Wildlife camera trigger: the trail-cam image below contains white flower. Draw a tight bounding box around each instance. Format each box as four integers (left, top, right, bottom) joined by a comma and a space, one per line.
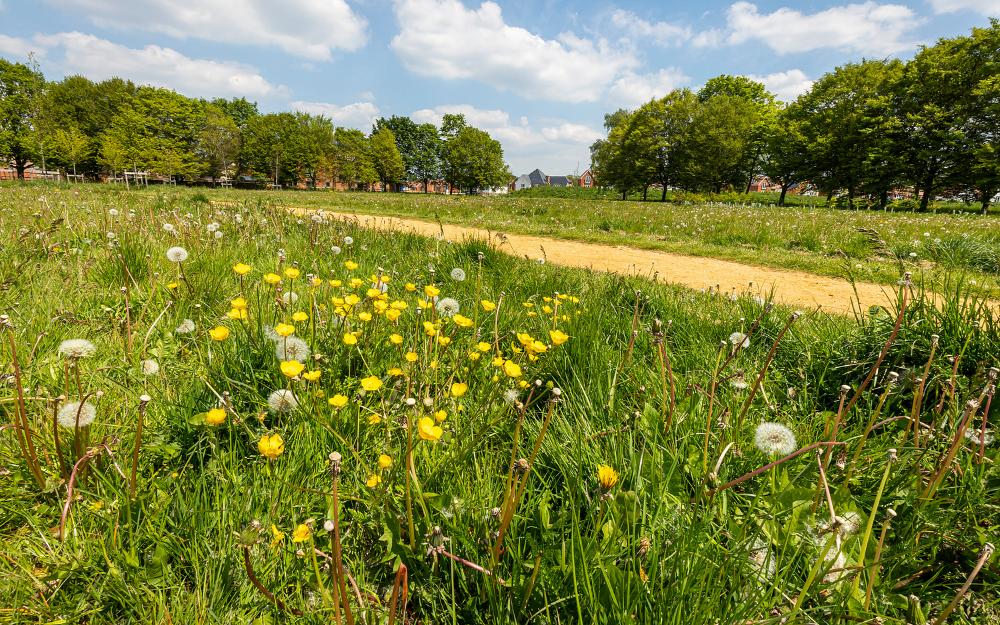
728, 332, 749, 349
57, 401, 97, 428
754, 422, 797, 456
275, 336, 311, 362
166, 247, 188, 263
140, 359, 160, 375
268, 389, 298, 413
106, 232, 116, 239
214, 231, 223, 239
450, 268, 466, 282
436, 297, 460, 317
163, 223, 174, 231
175, 319, 196, 334
538, 258, 545, 264
311, 215, 323, 224
108, 209, 119, 216
344, 236, 354, 246
206, 223, 217, 232
503, 389, 520, 405
331, 246, 342, 255
965, 428, 995, 446
282, 292, 299, 305
730, 377, 749, 390
58, 339, 96, 358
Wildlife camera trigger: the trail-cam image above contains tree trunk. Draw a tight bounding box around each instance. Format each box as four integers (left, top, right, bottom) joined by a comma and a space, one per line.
920, 187, 933, 211
660, 185, 667, 201
879, 191, 888, 211
15, 156, 27, 180
982, 189, 995, 215
778, 184, 789, 206
72, 160, 77, 181
621, 189, 626, 201
642, 185, 648, 202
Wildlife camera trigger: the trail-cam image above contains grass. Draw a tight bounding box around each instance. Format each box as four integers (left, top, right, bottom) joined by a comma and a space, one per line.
0, 182, 998, 623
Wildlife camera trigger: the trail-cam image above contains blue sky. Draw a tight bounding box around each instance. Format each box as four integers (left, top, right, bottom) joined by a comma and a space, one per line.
0, 0, 996, 174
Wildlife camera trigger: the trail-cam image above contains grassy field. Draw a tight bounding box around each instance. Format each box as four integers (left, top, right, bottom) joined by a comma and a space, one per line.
0, 182, 998, 623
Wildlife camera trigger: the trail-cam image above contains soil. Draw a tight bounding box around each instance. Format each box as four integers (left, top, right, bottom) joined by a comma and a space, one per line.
285, 208, 896, 315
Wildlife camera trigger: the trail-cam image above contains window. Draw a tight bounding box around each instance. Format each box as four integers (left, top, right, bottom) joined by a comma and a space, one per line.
585, 175, 591, 184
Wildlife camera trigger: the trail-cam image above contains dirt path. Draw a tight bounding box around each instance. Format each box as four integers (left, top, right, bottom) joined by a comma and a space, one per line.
285, 207, 892, 314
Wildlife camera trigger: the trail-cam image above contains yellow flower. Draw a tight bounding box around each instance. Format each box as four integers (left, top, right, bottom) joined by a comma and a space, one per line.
360, 376, 383, 391
227, 308, 247, 320
434, 409, 447, 423
264, 273, 281, 285
385, 309, 401, 322
350, 278, 364, 289
519, 379, 529, 388
477, 342, 492, 352
378, 454, 392, 468
258, 433, 284, 459
292, 311, 309, 321
452, 314, 473, 328
418, 417, 443, 441
292, 523, 312, 542
527, 312, 537, 317
388, 367, 404, 376
405, 352, 419, 363
405, 283, 416, 291
285, 267, 301, 279
469, 352, 481, 361
429, 360, 438, 369
329, 394, 349, 408
391, 300, 408, 310
597, 465, 619, 490
517, 333, 534, 346
231, 297, 248, 310
166, 282, 180, 289
550, 330, 569, 345
345, 261, 359, 270
481, 300, 496, 311
542, 305, 554, 314
374, 300, 389, 312
523, 302, 534, 308
368, 414, 382, 425
492, 356, 505, 366
270, 525, 285, 548
330, 279, 342, 287
438, 335, 451, 346
451, 382, 468, 397
209, 326, 230, 341
559, 294, 569, 300
344, 294, 360, 306
529, 340, 548, 354
425, 285, 440, 298
233, 263, 252, 275
206, 408, 226, 426
275, 323, 295, 337
343, 333, 358, 346
366, 474, 382, 488
423, 321, 438, 336
303, 370, 322, 381
542, 296, 552, 303
503, 360, 522, 378
390, 334, 404, 345
358, 312, 372, 322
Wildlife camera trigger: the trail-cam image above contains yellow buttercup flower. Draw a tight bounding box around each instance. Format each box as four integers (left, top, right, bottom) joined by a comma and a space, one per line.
550, 330, 569, 345
542, 305, 554, 314
264, 273, 281, 284
390, 334, 404, 345
350, 278, 364, 289
438, 335, 451, 346
481, 300, 496, 311
527, 312, 537, 317
233, 263, 252, 275
206, 408, 226, 426
503, 360, 522, 378
360, 376, 383, 391
292, 523, 311, 542
418, 417, 443, 441
329, 394, 349, 408
344, 261, 359, 270
429, 360, 438, 369
405, 352, 419, 363
388, 367, 404, 376
423, 321, 438, 336
385, 309, 401, 322
275, 323, 295, 337
542, 296, 552, 303
209, 326, 229, 341
391, 300, 408, 310
366, 474, 382, 488
469, 352, 481, 360
368, 414, 382, 425
365, 288, 380, 299
258, 433, 284, 459
374, 300, 389, 312
166, 282, 180, 289
231, 297, 248, 310
523, 302, 534, 308
492, 356, 505, 366
405, 283, 416, 291
303, 370, 322, 381
425, 285, 440, 297
597, 465, 619, 490
477, 342, 492, 352
344, 294, 361, 306
451, 382, 468, 397
378, 454, 392, 468
434, 409, 447, 423
285, 267, 301, 279
358, 312, 372, 322
343, 333, 358, 346
270, 524, 285, 548
227, 308, 247, 320
330, 279, 342, 287
292, 311, 309, 321
452, 314, 473, 328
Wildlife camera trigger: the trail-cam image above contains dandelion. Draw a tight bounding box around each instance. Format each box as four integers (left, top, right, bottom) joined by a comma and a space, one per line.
209, 326, 229, 341
175, 319, 196, 334
344, 236, 354, 246
965, 427, 995, 446
280, 360, 305, 378
436, 297, 460, 317
754, 422, 797, 456
730, 376, 749, 390
291, 523, 311, 542
503, 389, 520, 405
274, 336, 310, 362
206, 408, 226, 426
450, 268, 466, 281
166, 247, 188, 263
378, 454, 392, 468
140, 359, 159, 375
58, 338, 96, 359
282, 292, 299, 305
747, 538, 776, 580
361, 376, 383, 391
729, 332, 749, 349
331, 245, 342, 255
56, 401, 97, 428
418, 417, 443, 441
267, 390, 298, 414
597, 465, 619, 490
163, 223, 174, 231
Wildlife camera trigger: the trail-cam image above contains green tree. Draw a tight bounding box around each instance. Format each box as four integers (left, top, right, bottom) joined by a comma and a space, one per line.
681, 95, 760, 193
197, 105, 241, 181
411, 123, 442, 192
52, 125, 92, 180
295, 112, 335, 188
102, 105, 153, 189
441, 126, 510, 194
0, 58, 42, 179
241, 112, 303, 186
369, 127, 405, 191
333, 127, 375, 190
760, 104, 810, 205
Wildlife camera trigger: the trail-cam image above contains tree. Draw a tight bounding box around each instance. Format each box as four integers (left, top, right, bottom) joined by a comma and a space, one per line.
411, 123, 442, 192
332, 127, 375, 190
760, 104, 810, 206
0, 58, 42, 179
369, 127, 404, 191
294, 112, 335, 188
681, 95, 760, 193
241, 112, 303, 186
198, 105, 241, 181
441, 126, 510, 194
52, 125, 92, 180
102, 105, 153, 189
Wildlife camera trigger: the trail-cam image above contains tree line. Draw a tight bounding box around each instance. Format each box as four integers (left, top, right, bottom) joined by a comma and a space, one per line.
592, 20, 1000, 211
0, 58, 510, 193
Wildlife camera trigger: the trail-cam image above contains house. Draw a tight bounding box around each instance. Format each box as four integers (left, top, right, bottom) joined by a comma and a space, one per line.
547, 175, 571, 187
511, 169, 579, 190
577, 169, 596, 188
748, 177, 771, 192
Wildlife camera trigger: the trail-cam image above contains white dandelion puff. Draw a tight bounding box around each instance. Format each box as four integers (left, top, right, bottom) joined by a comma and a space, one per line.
728, 332, 749, 349
58, 339, 96, 359
282, 292, 299, 305
108, 209, 119, 216
275, 336, 311, 362
965, 427, 995, 447
747, 538, 776, 580
822, 549, 849, 584
729, 377, 749, 390
268, 389, 298, 413
175, 319, 196, 334
436, 297, 460, 318
503, 389, 520, 405
166, 247, 188, 263
214, 231, 223, 239
140, 359, 160, 375
754, 422, 797, 456
163, 223, 174, 231
331, 246, 342, 255
450, 268, 466, 282
344, 236, 354, 246
106, 232, 116, 239
57, 401, 97, 428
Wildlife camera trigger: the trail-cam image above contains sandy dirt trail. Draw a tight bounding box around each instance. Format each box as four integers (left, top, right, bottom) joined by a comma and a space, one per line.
286, 207, 893, 314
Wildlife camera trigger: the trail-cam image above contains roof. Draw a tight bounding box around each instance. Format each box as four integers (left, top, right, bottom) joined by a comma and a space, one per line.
548, 176, 570, 187
528, 169, 547, 186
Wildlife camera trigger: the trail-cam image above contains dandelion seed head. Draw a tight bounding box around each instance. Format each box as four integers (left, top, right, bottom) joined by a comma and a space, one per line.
344, 236, 354, 246
268, 389, 298, 413
166, 247, 189, 263
754, 422, 797, 456
747, 538, 776, 579
728, 332, 749, 349
140, 359, 159, 375
450, 268, 466, 282
436, 297, 460, 317
503, 389, 520, 405
57, 401, 97, 428
175, 319, 196, 334
163, 223, 174, 231
282, 292, 299, 305
331, 245, 342, 255
965, 427, 995, 446
58, 338, 96, 358
275, 336, 311, 362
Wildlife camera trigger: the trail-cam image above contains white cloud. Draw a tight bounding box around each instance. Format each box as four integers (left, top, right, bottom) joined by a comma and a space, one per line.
290, 100, 380, 130
928, 0, 1000, 14
746, 69, 813, 102
0, 34, 37, 58
359, 91, 375, 102
40, 0, 368, 60
606, 68, 689, 108
541, 124, 604, 143
32, 32, 286, 98
391, 0, 639, 102
692, 28, 724, 48
611, 10, 691, 46
721, 1, 923, 55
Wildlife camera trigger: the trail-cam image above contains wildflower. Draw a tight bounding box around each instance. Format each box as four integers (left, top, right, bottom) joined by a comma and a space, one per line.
729, 332, 750, 349
358, 312, 372, 322
292, 523, 311, 542
425, 285, 441, 297
329, 394, 349, 408
275, 323, 295, 337
166, 282, 180, 289
366, 474, 382, 488
477, 341, 491, 352
438, 335, 451, 346
233, 263, 252, 275
597, 465, 619, 490
331, 245, 342, 255
754, 422, 797, 456
231, 297, 248, 310
209, 326, 230, 341
291, 311, 308, 321
360, 376, 383, 391
423, 321, 438, 336
343, 333, 358, 346
452, 314, 473, 328
405, 283, 416, 291
56, 401, 97, 428
280, 360, 305, 377
503, 389, 520, 405
344, 260, 358, 270
344, 237, 354, 246
405, 352, 419, 362
965, 428, 995, 446
435, 409, 447, 422
270, 525, 285, 548
140, 359, 159, 375
275, 336, 310, 362
730, 377, 749, 390
549, 330, 569, 345
418, 417, 443, 441
450, 268, 466, 281
368, 414, 382, 425
451, 382, 468, 397
282, 292, 299, 305
481, 300, 496, 311
206, 408, 226, 426
163, 223, 174, 231
58, 338, 96, 359
303, 370, 322, 381
436, 298, 460, 317
285, 267, 300, 279
166, 247, 188, 263
264, 273, 281, 284
503, 360, 522, 378
378, 454, 392, 468
175, 319, 196, 334
387, 367, 404, 376
258, 433, 285, 459
390, 334, 404, 344
267, 390, 298, 413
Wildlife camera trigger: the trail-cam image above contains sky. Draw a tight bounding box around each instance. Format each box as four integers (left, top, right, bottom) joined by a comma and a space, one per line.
0, 0, 997, 175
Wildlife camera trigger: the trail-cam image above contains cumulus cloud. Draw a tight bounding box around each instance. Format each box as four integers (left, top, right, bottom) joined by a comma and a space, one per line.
610, 10, 691, 46
290, 100, 380, 130
29, 32, 287, 98
928, 0, 1000, 14
606, 68, 689, 108
391, 0, 639, 102
411, 104, 601, 148
719, 1, 923, 55
0, 34, 37, 58
746, 69, 813, 102
40, 0, 368, 60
